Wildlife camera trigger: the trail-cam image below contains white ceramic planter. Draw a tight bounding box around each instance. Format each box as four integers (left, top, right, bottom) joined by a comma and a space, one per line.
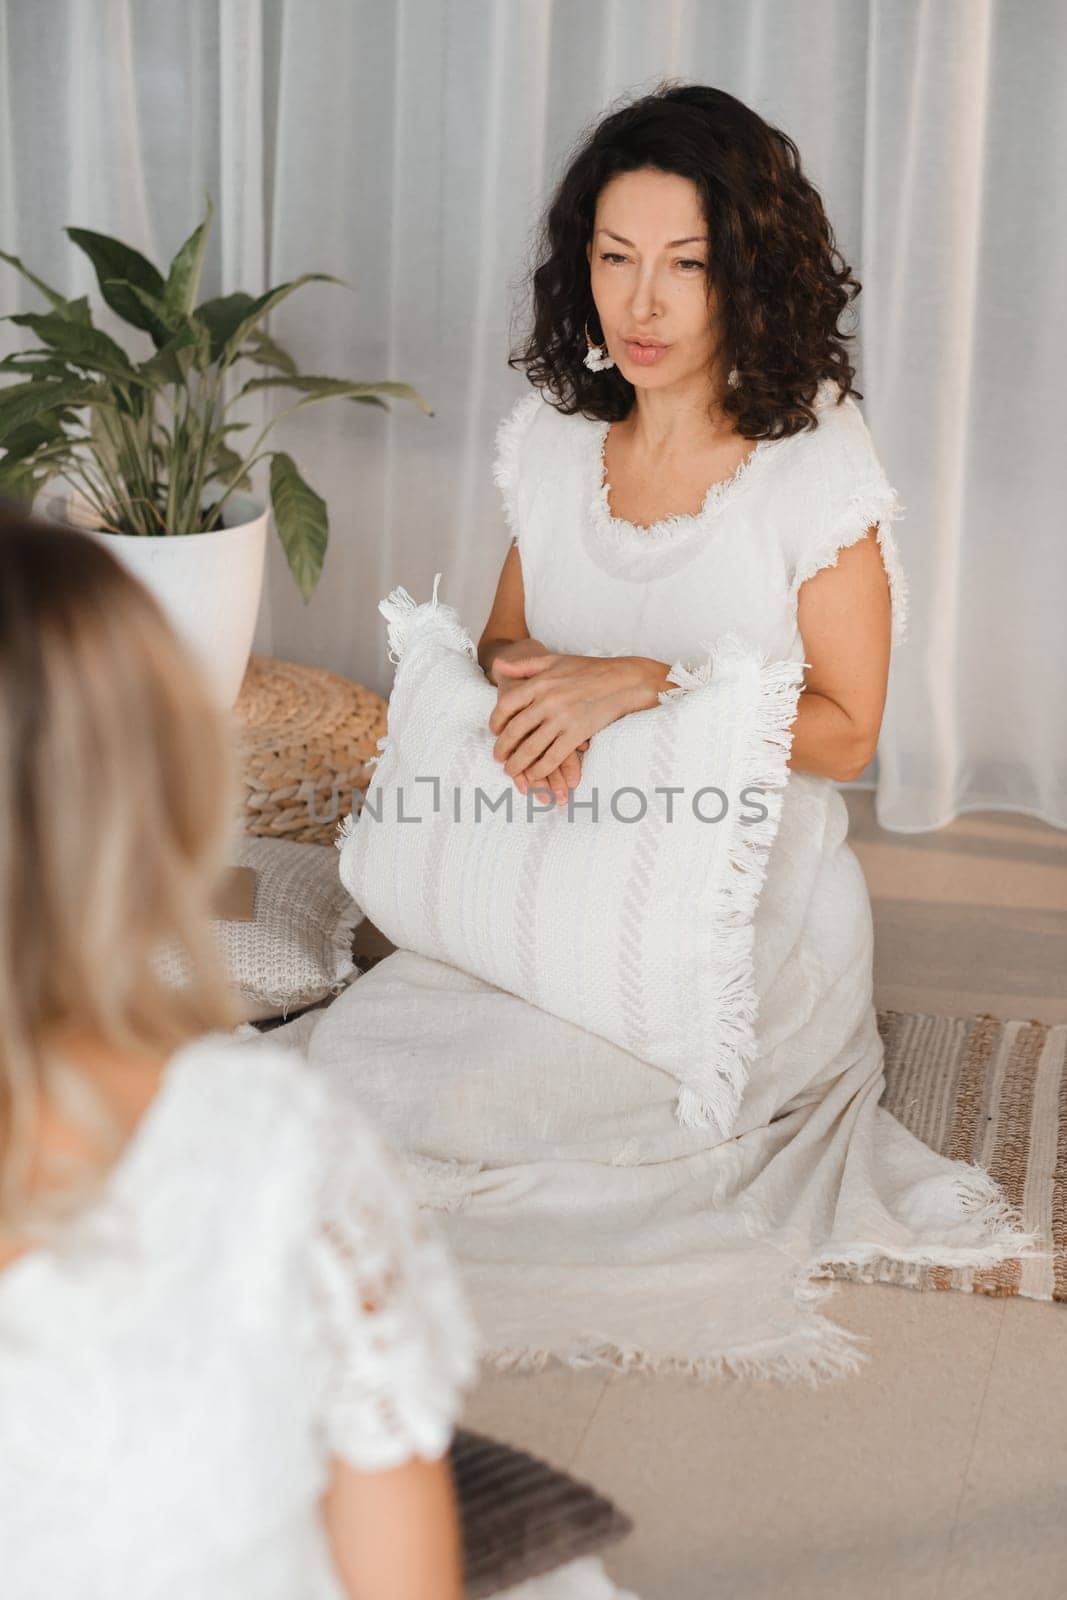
45, 490, 269, 709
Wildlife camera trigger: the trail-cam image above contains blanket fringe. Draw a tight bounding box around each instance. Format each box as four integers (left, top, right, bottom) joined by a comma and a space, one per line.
658, 630, 807, 1138
377, 572, 478, 666
479, 1264, 872, 1389
813, 1157, 1054, 1274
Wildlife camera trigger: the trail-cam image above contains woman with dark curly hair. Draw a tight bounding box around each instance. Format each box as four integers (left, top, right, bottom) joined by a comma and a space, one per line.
479, 81, 908, 799
445, 83, 1039, 1380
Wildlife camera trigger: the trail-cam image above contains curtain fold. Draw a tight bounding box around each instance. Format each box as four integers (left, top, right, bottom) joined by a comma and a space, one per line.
1, 0, 1063, 830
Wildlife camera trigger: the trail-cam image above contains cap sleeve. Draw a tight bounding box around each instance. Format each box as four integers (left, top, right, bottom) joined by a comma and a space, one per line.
491, 389, 544, 550
307, 1087, 481, 1471
786, 389, 910, 648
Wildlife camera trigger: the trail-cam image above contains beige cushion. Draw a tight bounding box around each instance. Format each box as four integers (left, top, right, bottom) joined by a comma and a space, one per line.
159, 836, 364, 1021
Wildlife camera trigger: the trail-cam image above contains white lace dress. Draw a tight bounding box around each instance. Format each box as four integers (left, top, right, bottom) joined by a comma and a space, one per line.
0, 1031, 479, 1599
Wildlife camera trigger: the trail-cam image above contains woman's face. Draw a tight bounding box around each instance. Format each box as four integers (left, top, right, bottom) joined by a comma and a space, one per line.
585, 166, 724, 394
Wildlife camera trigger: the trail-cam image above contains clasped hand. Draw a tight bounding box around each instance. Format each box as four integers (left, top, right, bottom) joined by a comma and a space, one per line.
488, 651, 634, 807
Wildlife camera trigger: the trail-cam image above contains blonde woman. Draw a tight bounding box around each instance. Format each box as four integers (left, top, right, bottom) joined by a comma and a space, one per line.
0, 502, 478, 1599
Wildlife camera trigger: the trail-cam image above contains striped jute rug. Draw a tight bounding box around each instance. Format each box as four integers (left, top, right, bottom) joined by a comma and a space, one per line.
823, 1011, 1067, 1302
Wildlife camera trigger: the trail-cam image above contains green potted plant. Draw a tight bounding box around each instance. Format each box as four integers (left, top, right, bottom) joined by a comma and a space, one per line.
0, 195, 432, 704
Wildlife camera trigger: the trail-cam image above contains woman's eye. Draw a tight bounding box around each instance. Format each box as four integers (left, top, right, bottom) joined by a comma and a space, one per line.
678, 260, 706, 271
599, 252, 627, 264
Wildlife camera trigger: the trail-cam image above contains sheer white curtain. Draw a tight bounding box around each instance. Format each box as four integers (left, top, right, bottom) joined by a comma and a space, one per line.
1, 0, 1064, 831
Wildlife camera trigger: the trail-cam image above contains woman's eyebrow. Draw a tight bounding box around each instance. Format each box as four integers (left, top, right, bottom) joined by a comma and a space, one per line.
598, 229, 708, 248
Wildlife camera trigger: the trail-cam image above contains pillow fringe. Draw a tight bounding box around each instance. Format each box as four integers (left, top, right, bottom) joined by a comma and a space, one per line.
662, 632, 807, 1135
378, 573, 478, 666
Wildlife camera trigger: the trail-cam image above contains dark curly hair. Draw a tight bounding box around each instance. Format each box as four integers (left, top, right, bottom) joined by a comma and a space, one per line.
508, 80, 863, 438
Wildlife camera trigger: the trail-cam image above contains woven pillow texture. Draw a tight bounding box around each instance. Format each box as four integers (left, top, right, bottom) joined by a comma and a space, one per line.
337, 575, 804, 1137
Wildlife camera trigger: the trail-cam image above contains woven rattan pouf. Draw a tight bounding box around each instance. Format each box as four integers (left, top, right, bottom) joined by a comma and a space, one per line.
234, 655, 387, 846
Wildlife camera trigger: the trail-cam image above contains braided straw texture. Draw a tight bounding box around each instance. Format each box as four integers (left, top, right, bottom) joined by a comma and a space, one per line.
234, 655, 388, 845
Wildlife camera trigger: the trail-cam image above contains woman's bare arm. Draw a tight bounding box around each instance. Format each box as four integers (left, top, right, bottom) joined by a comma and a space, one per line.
477, 541, 541, 682
322, 1450, 464, 1600
619, 527, 894, 783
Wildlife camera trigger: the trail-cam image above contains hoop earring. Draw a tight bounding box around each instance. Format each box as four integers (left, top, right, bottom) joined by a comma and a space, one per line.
583, 318, 615, 372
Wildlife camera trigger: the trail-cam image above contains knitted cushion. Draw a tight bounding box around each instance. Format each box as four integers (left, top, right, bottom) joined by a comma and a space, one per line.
160, 836, 364, 1021
450, 1428, 633, 1598
335, 576, 805, 1138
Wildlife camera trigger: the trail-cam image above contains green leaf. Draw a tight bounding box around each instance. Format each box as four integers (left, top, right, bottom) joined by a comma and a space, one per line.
87, 403, 123, 481
220, 274, 348, 366
2, 309, 138, 380
193, 292, 259, 363
65, 227, 169, 341
138, 319, 209, 384
236, 374, 432, 415
195, 277, 347, 369
0, 250, 89, 320
269, 451, 328, 602
210, 438, 252, 491
111, 281, 185, 349
162, 195, 213, 321
238, 325, 297, 375
0, 415, 66, 466
0, 456, 50, 503
0, 352, 80, 381
0, 377, 97, 443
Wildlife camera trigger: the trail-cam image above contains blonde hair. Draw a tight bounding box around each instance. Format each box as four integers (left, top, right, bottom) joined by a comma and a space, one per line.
0, 501, 244, 1234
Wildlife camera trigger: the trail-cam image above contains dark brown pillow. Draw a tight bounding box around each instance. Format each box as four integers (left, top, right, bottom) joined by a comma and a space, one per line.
451, 1427, 633, 1597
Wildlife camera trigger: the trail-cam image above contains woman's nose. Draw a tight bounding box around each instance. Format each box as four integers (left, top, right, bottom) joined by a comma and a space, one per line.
629, 272, 661, 322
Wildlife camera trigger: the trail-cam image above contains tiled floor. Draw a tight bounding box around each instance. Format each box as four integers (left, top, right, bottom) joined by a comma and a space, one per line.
449, 795, 1067, 1600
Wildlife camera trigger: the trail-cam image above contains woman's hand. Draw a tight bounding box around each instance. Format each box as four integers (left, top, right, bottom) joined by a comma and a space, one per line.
485, 637, 550, 688
513, 738, 591, 807
489, 652, 639, 798
484, 641, 578, 805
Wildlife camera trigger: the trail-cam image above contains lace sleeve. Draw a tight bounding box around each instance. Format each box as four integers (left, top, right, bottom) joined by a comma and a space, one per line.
308, 1087, 482, 1472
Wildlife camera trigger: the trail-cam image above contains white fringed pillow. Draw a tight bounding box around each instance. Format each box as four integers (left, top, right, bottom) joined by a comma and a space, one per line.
336, 577, 804, 1137
159, 836, 365, 1022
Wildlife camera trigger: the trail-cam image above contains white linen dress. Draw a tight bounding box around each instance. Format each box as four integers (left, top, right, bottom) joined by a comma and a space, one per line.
302, 378, 1046, 1386
495, 375, 908, 1146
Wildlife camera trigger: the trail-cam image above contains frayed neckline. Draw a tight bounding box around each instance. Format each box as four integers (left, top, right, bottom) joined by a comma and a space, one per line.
588, 417, 776, 550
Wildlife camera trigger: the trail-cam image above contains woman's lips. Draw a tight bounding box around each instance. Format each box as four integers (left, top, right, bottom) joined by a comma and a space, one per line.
623, 339, 670, 366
